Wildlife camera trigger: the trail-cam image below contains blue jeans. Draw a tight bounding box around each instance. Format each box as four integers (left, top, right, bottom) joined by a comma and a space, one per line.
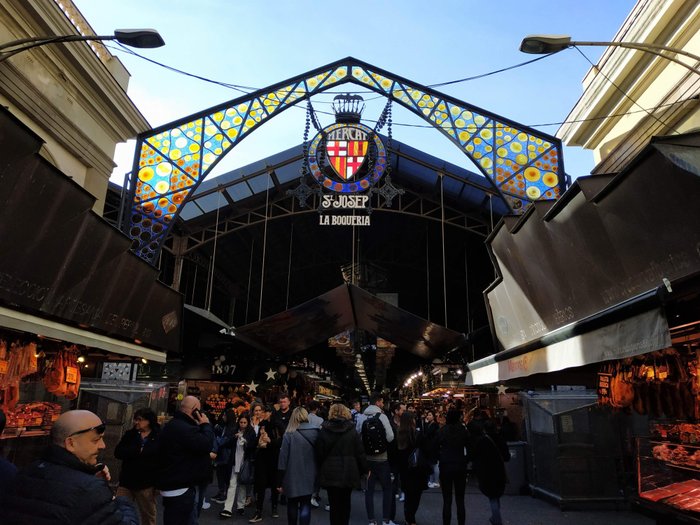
365, 460, 392, 522
287, 495, 312, 525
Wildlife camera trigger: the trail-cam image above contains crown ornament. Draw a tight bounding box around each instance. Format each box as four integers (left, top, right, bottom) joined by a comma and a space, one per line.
332, 93, 365, 124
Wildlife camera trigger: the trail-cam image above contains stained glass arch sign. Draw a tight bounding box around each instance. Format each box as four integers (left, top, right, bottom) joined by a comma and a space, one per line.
122, 57, 566, 263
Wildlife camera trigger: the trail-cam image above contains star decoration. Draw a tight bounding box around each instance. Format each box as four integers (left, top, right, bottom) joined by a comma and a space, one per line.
265, 368, 277, 381
496, 384, 507, 396
247, 380, 259, 393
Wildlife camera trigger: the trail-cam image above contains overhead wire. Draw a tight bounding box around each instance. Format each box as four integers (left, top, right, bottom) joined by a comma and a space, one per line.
572, 46, 676, 134
110, 43, 697, 131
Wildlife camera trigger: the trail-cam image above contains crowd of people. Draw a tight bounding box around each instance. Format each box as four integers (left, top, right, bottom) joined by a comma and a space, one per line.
0, 392, 514, 525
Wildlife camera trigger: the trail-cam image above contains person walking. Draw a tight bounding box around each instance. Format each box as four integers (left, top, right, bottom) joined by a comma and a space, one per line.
277, 407, 319, 525
471, 418, 510, 525
212, 409, 238, 504
396, 412, 431, 525
306, 400, 324, 508
157, 395, 215, 525
436, 409, 470, 525
114, 407, 161, 525
361, 392, 395, 525
316, 403, 368, 525
423, 410, 440, 488
3, 410, 138, 524
220, 413, 257, 519
250, 406, 282, 522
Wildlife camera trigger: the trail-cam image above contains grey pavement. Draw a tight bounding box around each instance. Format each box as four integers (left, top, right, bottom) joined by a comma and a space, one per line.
187, 484, 652, 525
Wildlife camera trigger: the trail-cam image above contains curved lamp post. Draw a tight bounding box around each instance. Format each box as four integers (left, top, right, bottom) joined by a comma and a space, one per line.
0, 28, 164, 63
520, 34, 700, 76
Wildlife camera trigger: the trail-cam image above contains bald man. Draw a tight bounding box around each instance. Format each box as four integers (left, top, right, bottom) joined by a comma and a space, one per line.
157, 395, 215, 525
3, 409, 139, 525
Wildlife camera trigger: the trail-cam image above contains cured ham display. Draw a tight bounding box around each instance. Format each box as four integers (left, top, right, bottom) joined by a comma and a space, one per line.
0, 340, 40, 412
600, 347, 699, 420
43, 345, 81, 399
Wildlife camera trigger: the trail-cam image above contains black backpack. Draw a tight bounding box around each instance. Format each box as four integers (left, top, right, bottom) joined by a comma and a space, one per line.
361, 413, 388, 455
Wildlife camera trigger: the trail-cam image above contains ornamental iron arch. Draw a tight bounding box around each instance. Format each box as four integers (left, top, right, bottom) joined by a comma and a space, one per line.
122, 57, 567, 263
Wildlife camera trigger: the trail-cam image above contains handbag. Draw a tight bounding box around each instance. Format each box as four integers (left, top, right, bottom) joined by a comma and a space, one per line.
408, 447, 420, 469
238, 458, 255, 485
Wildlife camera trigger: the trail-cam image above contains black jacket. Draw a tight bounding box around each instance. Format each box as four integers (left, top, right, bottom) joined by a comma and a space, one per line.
472, 432, 510, 498
3, 445, 139, 525
437, 423, 470, 474
156, 411, 215, 490
316, 418, 368, 489
114, 425, 161, 489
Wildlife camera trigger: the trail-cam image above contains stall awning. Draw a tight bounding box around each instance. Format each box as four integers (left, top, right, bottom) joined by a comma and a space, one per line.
468, 131, 700, 385
0, 107, 182, 354
234, 283, 465, 358
0, 305, 166, 363
465, 307, 670, 385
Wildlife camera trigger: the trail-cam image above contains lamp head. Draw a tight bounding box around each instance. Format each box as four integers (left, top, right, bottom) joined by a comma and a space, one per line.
520, 34, 572, 54
113, 29, 165, 49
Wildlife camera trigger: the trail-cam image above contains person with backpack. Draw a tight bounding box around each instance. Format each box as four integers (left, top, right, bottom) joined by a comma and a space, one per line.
361, 393, 395, 525
316, 404, 368, 525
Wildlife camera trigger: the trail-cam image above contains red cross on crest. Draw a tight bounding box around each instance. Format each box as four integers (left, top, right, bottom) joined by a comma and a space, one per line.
326, 139, 368, 180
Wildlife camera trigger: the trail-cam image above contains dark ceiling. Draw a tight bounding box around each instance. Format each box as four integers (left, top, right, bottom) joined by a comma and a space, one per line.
146, 138, 507, 391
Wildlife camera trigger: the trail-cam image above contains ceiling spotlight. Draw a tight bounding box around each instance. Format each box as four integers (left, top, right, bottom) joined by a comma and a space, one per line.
141, 358, 148, 364
77, 356, 85, 363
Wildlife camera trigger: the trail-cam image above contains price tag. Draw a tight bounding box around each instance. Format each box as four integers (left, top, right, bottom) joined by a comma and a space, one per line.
0, 360, 7, 374
65, 366, 78, 384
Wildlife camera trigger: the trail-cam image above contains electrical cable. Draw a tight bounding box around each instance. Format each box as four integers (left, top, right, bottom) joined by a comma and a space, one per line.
573, 46, 676, 134
111, 42, 696, 132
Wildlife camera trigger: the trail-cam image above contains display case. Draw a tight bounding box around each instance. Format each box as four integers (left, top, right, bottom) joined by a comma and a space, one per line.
636, 433, 700, 523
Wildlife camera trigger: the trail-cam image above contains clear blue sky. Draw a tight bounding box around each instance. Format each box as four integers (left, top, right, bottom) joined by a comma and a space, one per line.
73, 0, 637, 185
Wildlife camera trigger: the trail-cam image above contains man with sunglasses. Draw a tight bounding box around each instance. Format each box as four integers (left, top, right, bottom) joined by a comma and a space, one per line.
3, 409, 139, 524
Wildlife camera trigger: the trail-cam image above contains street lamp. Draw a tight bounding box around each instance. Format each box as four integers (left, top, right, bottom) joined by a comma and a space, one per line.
0, 28, 165, 63
520, 34, 700, 76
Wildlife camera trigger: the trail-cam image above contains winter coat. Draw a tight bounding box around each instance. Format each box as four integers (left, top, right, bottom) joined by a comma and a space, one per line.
472, 432, 510, 499
316, 418, 368, 489
397, 431, 431, 493
254, 419, 281, 489
212, 423, 237, 466
156, 411, 215, 491
277, 422, 319, 498
3, 444, 139, 525
436, 423, 470, 474
114, 425, 161, 489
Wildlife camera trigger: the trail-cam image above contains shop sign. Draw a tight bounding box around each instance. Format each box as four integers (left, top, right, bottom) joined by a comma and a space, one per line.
597, 372, 612, 399
65, 366, 78, 384
290, 93, 401, 227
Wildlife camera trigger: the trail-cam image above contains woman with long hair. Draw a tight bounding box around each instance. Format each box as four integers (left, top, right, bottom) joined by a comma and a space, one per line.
471, 418, 510, 525
212, 409, 238, 504
396, 412, 432, 525
249, 406, 282, 522
316, 403, 368, 525
220, 413, 257, 519
436, 408, 470, 525
114, 407, 161, 525
277, 407, 319, 525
